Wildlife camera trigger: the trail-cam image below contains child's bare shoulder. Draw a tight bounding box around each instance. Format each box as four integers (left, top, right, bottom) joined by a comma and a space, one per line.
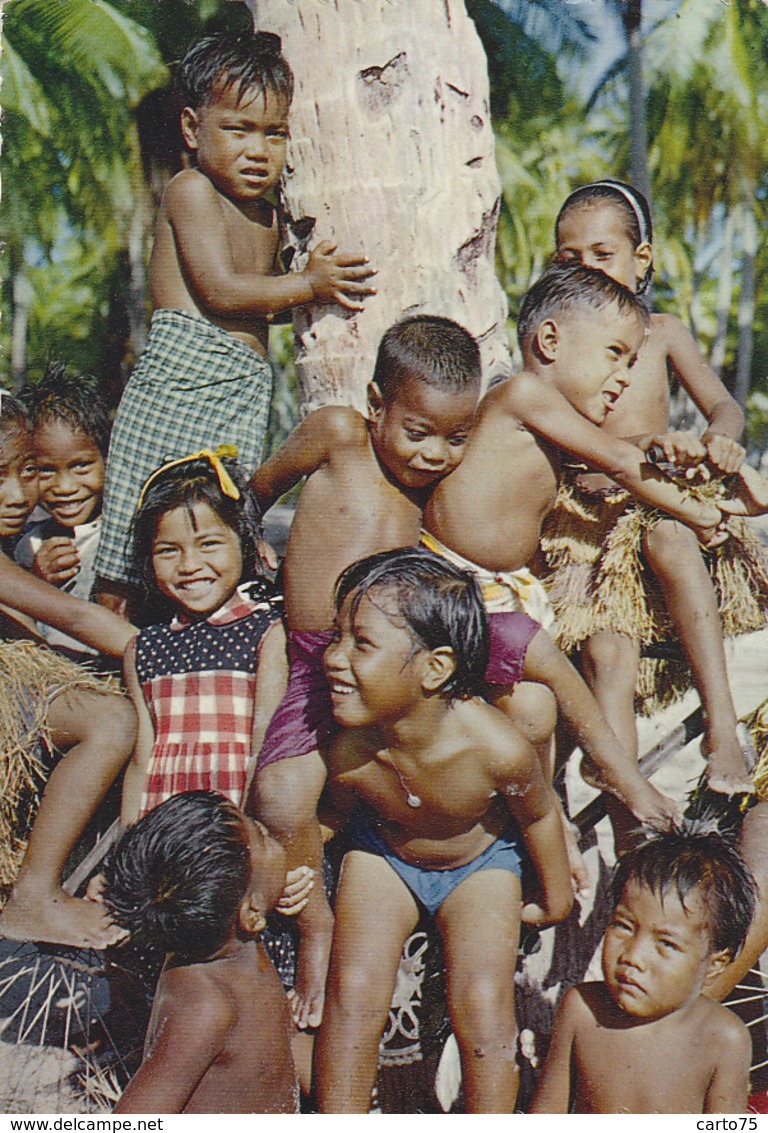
648, 311, 689, 351
460, 698, 537, 779
162, 168, 220, 214
304, 405, 369, 450
694, 994, 750, 1050
155, 964, 236, 1039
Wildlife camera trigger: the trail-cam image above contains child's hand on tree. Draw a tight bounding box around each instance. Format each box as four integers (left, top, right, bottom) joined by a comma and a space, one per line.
304, 240, 377, 311
33, 536, 80, 585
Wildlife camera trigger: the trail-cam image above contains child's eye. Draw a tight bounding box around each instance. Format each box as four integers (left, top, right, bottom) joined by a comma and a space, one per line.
658, 938, 681, 953
449, 435, 468, 448
405, 429, 427, 441
200, 538, 225, 551
268, 128, 289, 140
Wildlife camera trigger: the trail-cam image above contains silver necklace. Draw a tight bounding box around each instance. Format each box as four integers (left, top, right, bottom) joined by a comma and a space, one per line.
385, 748, 422, 809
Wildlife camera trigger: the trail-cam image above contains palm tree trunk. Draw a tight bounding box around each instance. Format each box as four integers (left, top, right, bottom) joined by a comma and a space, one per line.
710, 206, 735, 380
734, 194, 757, 410
619, 0, 651, 206
245, 0, 511, 411
11, 268, 33, 389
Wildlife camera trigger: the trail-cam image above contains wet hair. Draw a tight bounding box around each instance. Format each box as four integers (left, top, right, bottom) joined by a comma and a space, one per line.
179, 30, 294, 112
334, 547, 489, 700
372, 315, 482, 404
0, 390, 31, 440
612, 821, 757, 959
131, 453, 262, 595
103, 791, 251, 963
517, 259, 648, 354
21, 361, 111, 457
555, 180, 654, 295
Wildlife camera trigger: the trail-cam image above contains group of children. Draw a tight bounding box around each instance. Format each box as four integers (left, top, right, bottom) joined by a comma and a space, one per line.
2, 26, 768, 1115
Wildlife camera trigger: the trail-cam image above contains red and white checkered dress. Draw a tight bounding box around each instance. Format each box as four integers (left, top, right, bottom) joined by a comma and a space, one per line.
136, 588, 280, 817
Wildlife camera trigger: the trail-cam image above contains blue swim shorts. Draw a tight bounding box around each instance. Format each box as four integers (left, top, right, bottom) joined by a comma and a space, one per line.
349, 809, 524, 916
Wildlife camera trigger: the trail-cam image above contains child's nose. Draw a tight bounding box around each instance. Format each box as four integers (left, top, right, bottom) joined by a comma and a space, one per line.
5, 474, 31, 507
178, 546, 204, 572
420, 437, 449, 465
619, 937, 647, 970
50, 470, 77, 495
245, 131, 268, 159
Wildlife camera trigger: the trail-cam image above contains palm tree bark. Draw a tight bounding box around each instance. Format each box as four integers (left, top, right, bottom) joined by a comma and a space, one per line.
618, 0, 651, 206
245, 0, 511, 411
734, 194, 757, 411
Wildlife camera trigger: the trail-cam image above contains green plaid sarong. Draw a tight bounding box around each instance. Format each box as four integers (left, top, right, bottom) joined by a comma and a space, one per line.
95, 310, 272, 586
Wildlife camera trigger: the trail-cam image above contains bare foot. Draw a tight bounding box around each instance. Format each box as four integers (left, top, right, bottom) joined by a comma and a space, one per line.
0, 886, 127, 949
287, 907, 334, 1030
704, 724, 757, 796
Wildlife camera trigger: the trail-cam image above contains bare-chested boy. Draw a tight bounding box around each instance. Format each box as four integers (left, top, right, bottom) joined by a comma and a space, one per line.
247, 314, 481, 1028
424, 260, 729, 832
105, 791, 299, 1114
531, 824, 756, 1113
94, 29, 374, 614
316, 548, 572, 1113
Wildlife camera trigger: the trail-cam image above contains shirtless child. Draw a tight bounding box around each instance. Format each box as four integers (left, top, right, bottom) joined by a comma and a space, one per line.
424, 260, 729, 833
316, 548, 573, 1113
94, 29, 374, 615
530, 824, 756, 1113
247, 314, 481, 1028
105, 791, 299, 1114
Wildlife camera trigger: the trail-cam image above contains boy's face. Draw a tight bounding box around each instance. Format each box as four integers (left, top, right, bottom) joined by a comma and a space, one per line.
35, 420, 105, 528
0, 424, 37, 539
243, 818, 287, 918
181, 83, 289, 205
602, 879, 721, 1022
368, 375, 478, 491
324, 588, 427, 728
539, 303, 644, 425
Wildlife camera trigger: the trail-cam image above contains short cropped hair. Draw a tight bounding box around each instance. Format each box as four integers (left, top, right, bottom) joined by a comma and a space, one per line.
131, 452, 262, 594
0, 390, 30, 438
372, 315, 482, 403
334, 547, 489, 700
517, 260, 647, 354
612, 821, 757, 959
21, 361, 111, 457
179, 30, 294, 111
103, 791, 251, 963
556, 180, 654, 295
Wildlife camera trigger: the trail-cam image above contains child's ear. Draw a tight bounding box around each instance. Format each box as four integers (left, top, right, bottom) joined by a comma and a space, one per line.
366, 381, 385, 423
180, 107, 201, 152
703, 948, 731, 985
534, 318, 559, 362
238, 893, 266, 936
421, 646, 457, 693
633, 241, 653, 282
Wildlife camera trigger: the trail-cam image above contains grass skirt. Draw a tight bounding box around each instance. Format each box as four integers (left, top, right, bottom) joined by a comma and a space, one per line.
0, 642, 119, 898
540, 474, 768, 715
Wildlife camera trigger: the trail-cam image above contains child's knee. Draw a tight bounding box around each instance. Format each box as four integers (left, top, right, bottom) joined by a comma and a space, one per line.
581, 633, 639, 686
450, 976, 517, 1050
251, 757, 325, 835
500, 682, 556, 748
644, 517, 698, 563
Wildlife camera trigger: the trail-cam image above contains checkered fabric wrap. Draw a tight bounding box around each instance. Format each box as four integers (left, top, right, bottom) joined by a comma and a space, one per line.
135, 592, 279, 816
96, 309, 273, 586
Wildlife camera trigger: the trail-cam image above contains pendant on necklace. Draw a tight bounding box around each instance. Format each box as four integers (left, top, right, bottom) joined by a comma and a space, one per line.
406, 792, 422, 809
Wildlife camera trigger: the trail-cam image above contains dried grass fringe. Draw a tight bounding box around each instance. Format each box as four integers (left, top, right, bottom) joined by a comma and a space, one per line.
541, 477, 768, 716
0, 642, 119, 897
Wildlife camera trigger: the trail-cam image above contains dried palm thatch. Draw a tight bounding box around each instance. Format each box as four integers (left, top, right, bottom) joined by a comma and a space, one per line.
541, 474, 768, 715
0, 642, 119, 897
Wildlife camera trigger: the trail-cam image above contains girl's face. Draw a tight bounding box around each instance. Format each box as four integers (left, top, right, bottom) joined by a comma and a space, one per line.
151, 500, 243, 617
556, 200, 652, 294
0, 423, 38, 539
35, 419, 105, 528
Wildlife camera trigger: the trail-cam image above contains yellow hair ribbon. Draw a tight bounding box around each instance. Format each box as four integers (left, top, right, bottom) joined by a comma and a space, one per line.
138, 445, 240, 510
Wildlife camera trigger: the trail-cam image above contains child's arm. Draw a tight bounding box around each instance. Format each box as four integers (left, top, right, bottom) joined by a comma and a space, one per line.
250, 406, 364, 513
119, 639, 156, 826
663, 315, 746, 474
0, 552, 136, 656
529, 986, 581, 1113
165, 171, 375, 317
493, 721, 572, 925
522, 627, 679, 826
508, 375, 723, 542
244, 619, 289, 799
114, 972, 232, 1113
703, 1012, 751, 1113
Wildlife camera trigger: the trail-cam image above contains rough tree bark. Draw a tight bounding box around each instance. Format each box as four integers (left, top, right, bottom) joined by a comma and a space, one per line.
244, 0, 512, 412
